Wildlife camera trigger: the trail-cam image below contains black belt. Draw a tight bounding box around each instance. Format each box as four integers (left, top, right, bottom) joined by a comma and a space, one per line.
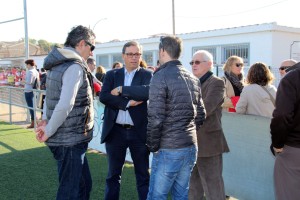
116, 124, 134, 129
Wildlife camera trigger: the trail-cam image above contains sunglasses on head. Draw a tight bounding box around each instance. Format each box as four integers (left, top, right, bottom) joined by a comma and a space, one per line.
279, 66, 289, 70
85, 41, 95, 51
189, 60, 207, 65
235, 63, 244, 67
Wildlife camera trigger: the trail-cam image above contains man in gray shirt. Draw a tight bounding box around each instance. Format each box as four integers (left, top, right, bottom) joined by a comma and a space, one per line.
36, 25, 96, 199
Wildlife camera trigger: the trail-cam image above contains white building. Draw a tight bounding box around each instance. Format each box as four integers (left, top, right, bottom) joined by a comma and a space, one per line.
94, 22, 300, 86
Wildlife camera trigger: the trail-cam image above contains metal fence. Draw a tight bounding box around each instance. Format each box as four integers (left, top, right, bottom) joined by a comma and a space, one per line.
0, 86, 44, 128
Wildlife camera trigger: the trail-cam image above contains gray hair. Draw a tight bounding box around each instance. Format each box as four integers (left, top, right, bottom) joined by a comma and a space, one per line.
64, 25, 95, 48
193, 50, 213, 62
193, 50, 214, 70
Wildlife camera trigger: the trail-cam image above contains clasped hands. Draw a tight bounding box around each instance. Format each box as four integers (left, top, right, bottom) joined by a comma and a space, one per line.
35, 120, 49, 143
111, 86, 143, 107
273, 147, 283, 154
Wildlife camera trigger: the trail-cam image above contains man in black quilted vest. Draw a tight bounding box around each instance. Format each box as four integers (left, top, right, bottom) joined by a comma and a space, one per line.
35, 25, 96, 200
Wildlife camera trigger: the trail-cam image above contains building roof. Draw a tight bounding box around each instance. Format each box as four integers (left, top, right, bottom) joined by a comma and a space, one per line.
96, 22, 300, 46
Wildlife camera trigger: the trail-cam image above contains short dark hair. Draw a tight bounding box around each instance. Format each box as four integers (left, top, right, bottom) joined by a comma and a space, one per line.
25, 59, 35, 66
64, 25, 95, 48
87, 57, 95, 65
122, 41, 142, 54
159, 35, 182, 59
247, 62, 274, 86
112, 62, 122, 69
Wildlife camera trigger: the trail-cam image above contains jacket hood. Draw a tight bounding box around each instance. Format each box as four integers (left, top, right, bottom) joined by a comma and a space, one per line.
43, 47, 83, 70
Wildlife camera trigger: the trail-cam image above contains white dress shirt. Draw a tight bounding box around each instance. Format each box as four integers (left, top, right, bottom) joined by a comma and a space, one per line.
115, 68, 137, 125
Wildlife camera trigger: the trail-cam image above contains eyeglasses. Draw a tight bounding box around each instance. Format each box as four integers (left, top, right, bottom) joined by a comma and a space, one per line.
189, 60, 207, 65
125, 53, 142, 58
235, 63, 244, 67
279, 66, 289, 70
85, 41, 95, 51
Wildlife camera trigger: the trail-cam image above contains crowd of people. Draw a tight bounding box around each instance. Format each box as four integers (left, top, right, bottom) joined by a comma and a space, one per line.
9, 24, 296, 200
0, 67, 26, 86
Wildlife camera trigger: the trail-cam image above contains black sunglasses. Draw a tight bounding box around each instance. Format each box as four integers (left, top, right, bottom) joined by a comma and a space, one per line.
279, 66, 289, 70
189, 60, 207, 65
235, 63, 244, 67
85, 41, 95, 51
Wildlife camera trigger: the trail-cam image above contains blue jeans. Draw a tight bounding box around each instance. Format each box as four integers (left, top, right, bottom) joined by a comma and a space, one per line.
24, 92, 34, 120
105, 124, 150, 200
147, 145, 197, 200
49, 143, 92, 200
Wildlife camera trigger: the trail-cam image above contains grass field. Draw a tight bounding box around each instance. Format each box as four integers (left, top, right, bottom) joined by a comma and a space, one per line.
0, 121, 138, 200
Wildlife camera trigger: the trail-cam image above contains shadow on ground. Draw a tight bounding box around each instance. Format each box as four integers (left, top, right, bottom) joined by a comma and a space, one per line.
0, 122, 137, 200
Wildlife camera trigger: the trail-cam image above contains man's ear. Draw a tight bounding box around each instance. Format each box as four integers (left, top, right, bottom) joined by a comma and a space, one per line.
75, 40, 86, 53
78, 40, 86, 49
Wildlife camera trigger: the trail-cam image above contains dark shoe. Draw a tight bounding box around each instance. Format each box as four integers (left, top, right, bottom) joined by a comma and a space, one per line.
27, 121, 34, 129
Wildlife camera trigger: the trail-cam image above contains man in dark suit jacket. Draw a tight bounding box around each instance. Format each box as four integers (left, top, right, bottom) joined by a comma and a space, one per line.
99, 41, 152, 200
189, 50, 230, 200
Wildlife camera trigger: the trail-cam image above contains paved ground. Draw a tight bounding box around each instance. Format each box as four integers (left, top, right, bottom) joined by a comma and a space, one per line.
0, 102, 41, 129
0, 86, 43, 129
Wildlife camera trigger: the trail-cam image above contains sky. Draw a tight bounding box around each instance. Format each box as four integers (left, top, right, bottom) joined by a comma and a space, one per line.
1, 0, 299, 44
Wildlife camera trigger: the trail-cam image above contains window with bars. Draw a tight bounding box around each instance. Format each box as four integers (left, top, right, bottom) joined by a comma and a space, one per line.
112, 54, 123, 65
143, 51, 154, 66
96, 55, 109, 70
221, 44, 249, 65
192, 46, 217, 64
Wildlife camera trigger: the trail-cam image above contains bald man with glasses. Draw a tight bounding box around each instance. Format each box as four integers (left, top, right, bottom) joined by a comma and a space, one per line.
279, 59, 297, 78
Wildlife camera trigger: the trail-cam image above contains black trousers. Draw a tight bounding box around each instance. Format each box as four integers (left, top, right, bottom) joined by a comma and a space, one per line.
104, 124, 150, 200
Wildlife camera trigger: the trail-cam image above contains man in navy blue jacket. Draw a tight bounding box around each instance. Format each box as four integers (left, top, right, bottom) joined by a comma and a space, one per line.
100, 41, 152, 200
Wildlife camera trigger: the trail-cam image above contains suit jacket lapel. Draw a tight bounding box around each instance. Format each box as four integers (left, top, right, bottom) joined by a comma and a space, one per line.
115, 68, 125, 87
131, 67, 141, 86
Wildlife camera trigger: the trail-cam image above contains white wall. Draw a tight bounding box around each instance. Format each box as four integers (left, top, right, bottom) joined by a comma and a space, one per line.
272, 31, 300, 65
93, 23, 300, 81
88, 103, 276, 200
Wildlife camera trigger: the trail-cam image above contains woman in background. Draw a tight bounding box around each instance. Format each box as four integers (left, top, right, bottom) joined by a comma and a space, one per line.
236, 62, 276, 118
222, 56, 245, 112
140, 60, 147, 68
95, 65, 106, 83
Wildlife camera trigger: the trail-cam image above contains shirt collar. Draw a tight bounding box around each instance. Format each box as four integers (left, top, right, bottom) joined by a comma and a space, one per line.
124, 67, 139, 76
